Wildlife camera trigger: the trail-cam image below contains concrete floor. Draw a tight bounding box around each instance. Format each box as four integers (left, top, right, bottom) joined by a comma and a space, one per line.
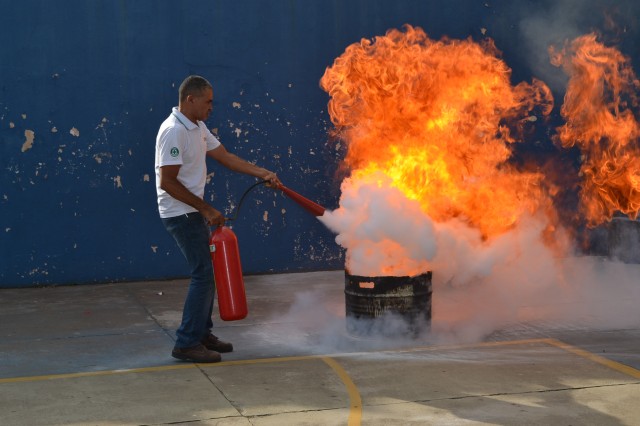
1, 269, 639, 425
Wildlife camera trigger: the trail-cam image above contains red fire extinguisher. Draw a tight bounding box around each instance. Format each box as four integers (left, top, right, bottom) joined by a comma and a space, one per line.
209, 226, 248, 321
210, 180, 326, 321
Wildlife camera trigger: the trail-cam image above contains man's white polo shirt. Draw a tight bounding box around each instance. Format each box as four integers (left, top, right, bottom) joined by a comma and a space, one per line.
155, 107, 221, 218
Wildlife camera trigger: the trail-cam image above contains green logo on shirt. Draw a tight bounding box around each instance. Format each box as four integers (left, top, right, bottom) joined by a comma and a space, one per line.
170, 147, 179, 157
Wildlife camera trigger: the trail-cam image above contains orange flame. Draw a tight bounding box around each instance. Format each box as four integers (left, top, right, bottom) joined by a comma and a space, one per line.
551, 33, 640, 226
320, 25, 555, 238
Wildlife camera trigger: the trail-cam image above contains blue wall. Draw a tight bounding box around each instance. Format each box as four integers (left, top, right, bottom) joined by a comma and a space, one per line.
1, 1, 638, 287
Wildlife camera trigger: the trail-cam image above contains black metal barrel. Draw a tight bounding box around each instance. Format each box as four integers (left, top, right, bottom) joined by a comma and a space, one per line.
344, 270, 432, 336
607, 217, 640, 263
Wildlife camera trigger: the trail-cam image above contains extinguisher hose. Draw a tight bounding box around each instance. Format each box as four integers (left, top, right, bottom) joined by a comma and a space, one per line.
224, 179, 270, 222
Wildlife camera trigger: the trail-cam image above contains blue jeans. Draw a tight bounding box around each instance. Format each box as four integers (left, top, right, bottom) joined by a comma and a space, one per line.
162, 212, 214, 348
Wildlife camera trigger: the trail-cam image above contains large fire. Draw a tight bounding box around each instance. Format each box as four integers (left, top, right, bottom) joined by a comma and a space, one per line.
320, 25, 640, 276
320, 25, 555, 239
551, 33, 640, 226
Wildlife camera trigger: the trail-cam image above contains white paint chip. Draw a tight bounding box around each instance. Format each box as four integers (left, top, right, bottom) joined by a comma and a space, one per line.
234, 128, 242, 138
143, 174, 150, 182
232, 102, 241, 109
21, 114, 26, 119
263, 211, 269, 221
70, 127, 80, 137
5, 228, 11, 232
9, 122, 15, 128
51, 127, 58, 133
93, 152, 112, 164
114, 175, 123, 188
21, 130, 35, 152
151, 246, 158, 253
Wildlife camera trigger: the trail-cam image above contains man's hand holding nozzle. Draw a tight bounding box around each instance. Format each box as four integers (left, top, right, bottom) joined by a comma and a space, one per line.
262, 170, 282, 188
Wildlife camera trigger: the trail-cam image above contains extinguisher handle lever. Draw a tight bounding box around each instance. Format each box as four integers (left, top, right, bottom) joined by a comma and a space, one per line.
224, 180, 271, 223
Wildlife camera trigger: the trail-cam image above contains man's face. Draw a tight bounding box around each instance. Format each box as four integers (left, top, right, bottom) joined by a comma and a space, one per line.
190, 88, 213, 122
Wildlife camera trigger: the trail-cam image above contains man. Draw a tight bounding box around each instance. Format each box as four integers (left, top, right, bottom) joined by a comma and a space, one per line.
155, 75, 280, 363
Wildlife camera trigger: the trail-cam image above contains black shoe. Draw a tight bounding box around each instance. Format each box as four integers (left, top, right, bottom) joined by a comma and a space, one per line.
202, 333, 233, 353
172, 344, 221, 363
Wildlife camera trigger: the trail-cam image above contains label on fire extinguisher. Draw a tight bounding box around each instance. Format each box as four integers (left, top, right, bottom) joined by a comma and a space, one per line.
209, 244, 215, 252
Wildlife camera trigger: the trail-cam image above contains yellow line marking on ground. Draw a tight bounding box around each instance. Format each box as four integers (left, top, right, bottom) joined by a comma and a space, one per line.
198, 355, 320, 367
0, 355, 320, 384
545, 338, 640, 379
322, 357, 362, 426
0, 364, 196, 384
2, 337, 639, 384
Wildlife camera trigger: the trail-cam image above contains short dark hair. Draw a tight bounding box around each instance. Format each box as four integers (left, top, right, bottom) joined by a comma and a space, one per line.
179, 75, 212, 103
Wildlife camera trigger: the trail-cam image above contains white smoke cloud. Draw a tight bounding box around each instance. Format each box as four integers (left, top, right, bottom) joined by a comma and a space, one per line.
278, 175, 640, 348
319, 176, 564, 340
320, 173, 437, 277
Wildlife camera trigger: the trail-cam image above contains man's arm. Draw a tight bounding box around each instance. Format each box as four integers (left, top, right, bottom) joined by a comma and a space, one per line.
159, 165, 225, 226
207, 144, 281, 186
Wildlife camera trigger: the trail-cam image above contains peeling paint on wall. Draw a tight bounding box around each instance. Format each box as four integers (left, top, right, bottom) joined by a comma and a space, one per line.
0, 1, 354, 286
21, 130, 35, 152
95, 117, 109, 132
93, 153, 112, 163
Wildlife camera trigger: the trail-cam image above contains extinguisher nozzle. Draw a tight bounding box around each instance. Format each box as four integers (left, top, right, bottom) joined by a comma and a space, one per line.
278, 184, 326, 217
